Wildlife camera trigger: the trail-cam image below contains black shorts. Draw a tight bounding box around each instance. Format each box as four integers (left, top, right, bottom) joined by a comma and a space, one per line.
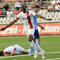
34, 30, 40, 39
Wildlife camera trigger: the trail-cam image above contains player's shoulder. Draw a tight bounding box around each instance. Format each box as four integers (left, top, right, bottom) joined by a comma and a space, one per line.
28, 10, 35, 15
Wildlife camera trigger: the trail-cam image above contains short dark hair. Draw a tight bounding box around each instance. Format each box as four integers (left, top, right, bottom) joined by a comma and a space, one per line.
21, 5, 26, 13
0, 51, 4, 56
33, 5, 40, 8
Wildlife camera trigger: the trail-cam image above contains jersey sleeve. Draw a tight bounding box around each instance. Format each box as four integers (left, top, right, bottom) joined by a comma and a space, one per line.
29, 10, 36, 16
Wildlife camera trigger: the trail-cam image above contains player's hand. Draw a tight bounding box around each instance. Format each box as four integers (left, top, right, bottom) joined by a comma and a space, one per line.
47, 19, 52, 20
0, 28, 6, 31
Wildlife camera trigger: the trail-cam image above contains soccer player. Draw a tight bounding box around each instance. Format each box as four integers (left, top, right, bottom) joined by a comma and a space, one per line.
0, 44, 44, 56
0, 5, 51, 58
0, 44, 29, 56
29, 5, 45, 59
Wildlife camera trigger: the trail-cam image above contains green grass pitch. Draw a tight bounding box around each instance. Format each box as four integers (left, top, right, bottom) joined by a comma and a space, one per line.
0, 35, 60, 60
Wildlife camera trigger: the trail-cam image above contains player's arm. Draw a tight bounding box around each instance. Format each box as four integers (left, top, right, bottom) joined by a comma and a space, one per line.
3, 48, 16, 56
3, 52, 14, 56
0, 12, 21, 31
0, 20, 17, 31
37, 24, 44, 29
35, 14, 52, 20
4, 53, 14, 56
30, 11, 51, 20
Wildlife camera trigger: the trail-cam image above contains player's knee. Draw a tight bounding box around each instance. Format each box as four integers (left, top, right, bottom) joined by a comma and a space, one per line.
28, 35, 33, 42
36, 38, 40, 41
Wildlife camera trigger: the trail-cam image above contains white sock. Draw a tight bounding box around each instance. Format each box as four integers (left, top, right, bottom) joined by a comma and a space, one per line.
30, 40, 37, 51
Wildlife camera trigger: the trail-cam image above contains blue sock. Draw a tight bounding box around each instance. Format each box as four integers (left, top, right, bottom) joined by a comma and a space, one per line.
29, 45, 34, 55
36, 41, 40, 52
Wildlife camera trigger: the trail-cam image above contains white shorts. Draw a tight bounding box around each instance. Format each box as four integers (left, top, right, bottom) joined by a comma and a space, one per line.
28, 28, 35, 35
25, 28, 35, 36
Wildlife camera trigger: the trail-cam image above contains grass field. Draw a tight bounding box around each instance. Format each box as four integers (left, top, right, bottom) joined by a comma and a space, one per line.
0, 35, 60, 60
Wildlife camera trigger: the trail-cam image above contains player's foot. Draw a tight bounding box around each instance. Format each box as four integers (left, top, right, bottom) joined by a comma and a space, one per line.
41, 50, 46, 60
34, 50, 38, 58
42, 53, 46, 60
38, 50, 46, 59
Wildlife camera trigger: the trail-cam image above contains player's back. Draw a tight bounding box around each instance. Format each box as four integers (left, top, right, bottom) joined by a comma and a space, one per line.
4, 45, 25, 55
4, 46, 15, 53
13, 45, 25, 54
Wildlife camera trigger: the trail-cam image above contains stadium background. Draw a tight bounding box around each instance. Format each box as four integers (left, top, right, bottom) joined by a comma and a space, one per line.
0, 0, 60, 60
0, 0, 60, 36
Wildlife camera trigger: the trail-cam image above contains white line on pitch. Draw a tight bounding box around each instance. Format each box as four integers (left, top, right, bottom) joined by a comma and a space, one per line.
0, 51, 60, 59
47, 51, 60, 54
46, 58, 60, 60
0, 55, 28, 59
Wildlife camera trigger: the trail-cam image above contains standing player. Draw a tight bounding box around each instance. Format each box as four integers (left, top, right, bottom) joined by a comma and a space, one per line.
0, 5, 51, 58
29, 5, 45, 59
0, 44, 29, 56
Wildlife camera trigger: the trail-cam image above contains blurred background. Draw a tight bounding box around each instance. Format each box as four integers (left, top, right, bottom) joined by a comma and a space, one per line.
0, 1, 60, 60
0, 0, 60, 36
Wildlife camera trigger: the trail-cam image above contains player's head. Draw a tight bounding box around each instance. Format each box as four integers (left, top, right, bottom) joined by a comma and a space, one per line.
0, 51, 4, 56
20, 5, 26, 13
33, 5, 40, 12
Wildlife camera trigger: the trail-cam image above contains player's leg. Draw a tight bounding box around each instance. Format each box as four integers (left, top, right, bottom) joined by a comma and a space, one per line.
29, 40, 34, 55
34, 30, 40, 52
28, 35, 38, 58
36, 38, 45, 59
29, 30, 40, 56
34, 30, 45, 59
28, 29, 38, 58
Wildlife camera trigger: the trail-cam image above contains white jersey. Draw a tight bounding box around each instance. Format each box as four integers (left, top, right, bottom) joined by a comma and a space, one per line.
16, 10, 36, 36
4, 45, 25, 55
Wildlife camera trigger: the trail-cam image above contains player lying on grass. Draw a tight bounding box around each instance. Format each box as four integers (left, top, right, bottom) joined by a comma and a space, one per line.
0, 44, 29, 56
0, 44, 44, 56
0, 5, 51, 58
